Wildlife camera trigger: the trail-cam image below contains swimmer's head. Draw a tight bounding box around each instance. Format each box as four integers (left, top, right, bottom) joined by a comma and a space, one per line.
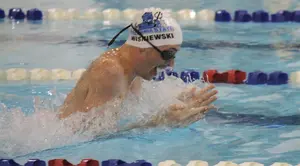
108, 9, 182, 80
125, 10, 183, 49
128, 10, 182, 80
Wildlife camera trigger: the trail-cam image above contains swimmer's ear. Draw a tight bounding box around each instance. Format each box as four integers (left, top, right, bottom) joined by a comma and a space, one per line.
139, 48, 147, 53
138, 48, 149, 57
139, 48, 152, 57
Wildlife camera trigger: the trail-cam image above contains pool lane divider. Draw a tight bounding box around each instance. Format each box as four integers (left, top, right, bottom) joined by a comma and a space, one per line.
0, 8, 300, 23
0, 68, 293, 85
0, 159, 295, 166
154, 69, 289, 85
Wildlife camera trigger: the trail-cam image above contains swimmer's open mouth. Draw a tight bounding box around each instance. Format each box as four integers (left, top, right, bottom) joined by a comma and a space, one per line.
151, 66, 158, 76
157, 64, 168, 69
152, 65, 169, 75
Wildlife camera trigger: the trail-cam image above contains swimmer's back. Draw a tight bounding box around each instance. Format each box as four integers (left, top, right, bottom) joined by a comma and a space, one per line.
58, 52, 126, 119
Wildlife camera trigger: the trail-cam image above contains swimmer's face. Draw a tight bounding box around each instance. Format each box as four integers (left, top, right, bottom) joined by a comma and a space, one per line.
138, 44, 180, 80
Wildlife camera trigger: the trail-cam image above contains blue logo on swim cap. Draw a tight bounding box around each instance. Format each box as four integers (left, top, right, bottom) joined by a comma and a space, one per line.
132, 11, 175, 35
138, 12, 162, 30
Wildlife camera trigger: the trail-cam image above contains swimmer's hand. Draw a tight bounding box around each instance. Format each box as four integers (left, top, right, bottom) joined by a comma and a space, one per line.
159, 83, 218, 127
120, 84, 217, 131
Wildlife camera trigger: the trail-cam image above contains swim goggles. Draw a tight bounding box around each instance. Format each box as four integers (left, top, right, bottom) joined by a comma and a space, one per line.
107, 24, 178, 61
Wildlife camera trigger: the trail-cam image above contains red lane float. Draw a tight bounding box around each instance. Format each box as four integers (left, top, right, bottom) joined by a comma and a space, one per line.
202, 69, 217, 82
78, 159, 99, 166
203, 69, 246, 84
48, 159, 73, 166
48, 159, 99, 166
227, 69, 246, 84
202, 69, 227, 83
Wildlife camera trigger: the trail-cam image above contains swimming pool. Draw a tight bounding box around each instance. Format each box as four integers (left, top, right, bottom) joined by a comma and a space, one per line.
1, 0, 300, 165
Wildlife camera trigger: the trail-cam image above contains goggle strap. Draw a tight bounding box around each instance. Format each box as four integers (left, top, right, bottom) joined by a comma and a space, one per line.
107, 24, 165, 58
130, 25, 162, 54
107, 24, 132, 47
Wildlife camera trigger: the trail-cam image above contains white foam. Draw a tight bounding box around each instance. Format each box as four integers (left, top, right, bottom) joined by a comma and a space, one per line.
0, 76, 200, 157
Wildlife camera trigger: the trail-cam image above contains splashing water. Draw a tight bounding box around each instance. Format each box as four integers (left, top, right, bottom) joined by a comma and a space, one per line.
0, 75, 205, 158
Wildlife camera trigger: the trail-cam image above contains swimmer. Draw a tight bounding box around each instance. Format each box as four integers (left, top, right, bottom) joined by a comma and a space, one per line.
58, 10, 218, 130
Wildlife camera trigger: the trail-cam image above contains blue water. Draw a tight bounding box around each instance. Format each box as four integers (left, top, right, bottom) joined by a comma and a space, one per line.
1, 0, 300, 165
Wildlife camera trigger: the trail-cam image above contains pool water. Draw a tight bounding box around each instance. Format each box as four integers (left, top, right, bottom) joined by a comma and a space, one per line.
1, 0, 300, 165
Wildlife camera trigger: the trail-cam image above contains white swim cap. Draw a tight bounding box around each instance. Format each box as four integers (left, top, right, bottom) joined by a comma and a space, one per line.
125, 10, 183, 48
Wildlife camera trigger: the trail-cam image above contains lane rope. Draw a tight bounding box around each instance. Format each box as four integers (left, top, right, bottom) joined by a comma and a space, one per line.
0, 158, 295, 166
0, 8, 300, 23
0, 68, 297, 86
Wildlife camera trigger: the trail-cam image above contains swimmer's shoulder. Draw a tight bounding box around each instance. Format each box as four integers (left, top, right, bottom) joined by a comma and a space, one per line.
87, 53, 124, 81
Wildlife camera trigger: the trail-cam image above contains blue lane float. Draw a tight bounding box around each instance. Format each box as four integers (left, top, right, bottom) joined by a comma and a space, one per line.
165, 68, 179, 78
0, 8, 5, 19
180, 69, 200, 83
169, 71, 179, 77
245, 71, 268, 85
279, 10, 293, 21
292, 10, 300, 22
153, 72, 165, 81
252, 10, 269, 22
127, 160, 152, 166
26, 8, 43, 20
215, 10, 231, 22
271, 13, 286, 22
0, 159, 20, 166
24, 159, 46, 166
267, 71, 288, 85
102, 160, 152, 166
234, 10, 252, 22
102, 159, 127, 166
153, 69, 290, 86
8, 8, 25, 20
271, 10, 292, 22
